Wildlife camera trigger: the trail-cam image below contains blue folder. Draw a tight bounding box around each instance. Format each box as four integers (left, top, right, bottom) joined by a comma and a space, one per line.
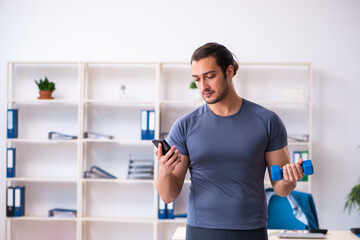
14, 186, 25, 217
167, 201, 174, 219
7, 148, 16, 178
148, 110, 155, 140
141, 110, 148, 140
158, 196, 166, 219
7, 109, 18, 138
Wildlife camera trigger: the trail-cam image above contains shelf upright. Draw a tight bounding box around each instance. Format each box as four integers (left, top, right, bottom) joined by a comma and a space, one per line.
77, 61, 84, 240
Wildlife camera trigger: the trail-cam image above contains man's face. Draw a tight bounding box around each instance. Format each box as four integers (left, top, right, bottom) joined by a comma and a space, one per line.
191, 57, 229, 104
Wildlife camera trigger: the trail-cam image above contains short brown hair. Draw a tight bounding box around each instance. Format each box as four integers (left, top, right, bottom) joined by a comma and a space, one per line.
191, 42, 239, 78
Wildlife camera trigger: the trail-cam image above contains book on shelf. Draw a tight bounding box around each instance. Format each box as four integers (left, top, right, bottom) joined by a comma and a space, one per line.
48, 131, 77, 140
48, 208, 77, 218
83, 165, 117, 179
7, 109, 18, 138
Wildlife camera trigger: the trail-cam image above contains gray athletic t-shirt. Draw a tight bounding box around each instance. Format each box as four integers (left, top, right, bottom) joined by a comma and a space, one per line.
167, 99, 287, 230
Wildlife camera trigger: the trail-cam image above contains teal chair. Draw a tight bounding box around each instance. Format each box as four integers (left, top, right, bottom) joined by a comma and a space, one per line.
267, 194, 307, 230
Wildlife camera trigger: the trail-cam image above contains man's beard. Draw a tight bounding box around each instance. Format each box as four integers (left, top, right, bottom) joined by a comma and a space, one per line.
203, 80, 229, 105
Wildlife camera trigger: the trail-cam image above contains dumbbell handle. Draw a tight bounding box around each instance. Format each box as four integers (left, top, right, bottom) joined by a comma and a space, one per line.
270, 160, 314, 181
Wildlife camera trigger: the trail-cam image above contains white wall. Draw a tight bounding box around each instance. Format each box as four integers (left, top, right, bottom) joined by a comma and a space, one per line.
1, 0, 360, 236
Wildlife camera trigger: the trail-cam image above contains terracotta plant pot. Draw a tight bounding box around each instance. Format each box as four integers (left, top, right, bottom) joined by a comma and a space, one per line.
38, 90, 54, 99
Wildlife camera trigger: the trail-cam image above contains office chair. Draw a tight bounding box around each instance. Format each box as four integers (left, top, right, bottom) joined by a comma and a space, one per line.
266, 188, 319, 230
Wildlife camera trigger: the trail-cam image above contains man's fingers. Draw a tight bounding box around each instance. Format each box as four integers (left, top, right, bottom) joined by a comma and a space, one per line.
158, 143, 163, 156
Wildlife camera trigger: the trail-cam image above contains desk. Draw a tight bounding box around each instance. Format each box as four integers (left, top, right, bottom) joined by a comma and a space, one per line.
171, 227, 359, 240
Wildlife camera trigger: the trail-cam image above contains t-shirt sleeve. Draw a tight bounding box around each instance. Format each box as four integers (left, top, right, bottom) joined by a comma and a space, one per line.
167, 118, 189, 156
265, 112, 288, 152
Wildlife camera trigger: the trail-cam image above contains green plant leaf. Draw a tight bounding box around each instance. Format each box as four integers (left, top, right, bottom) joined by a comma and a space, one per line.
34, 77, 56, 91
344, 182, 360, 214
189, 81, 197, 89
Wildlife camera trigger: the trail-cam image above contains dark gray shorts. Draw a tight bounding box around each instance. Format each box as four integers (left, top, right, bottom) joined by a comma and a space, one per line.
186, 225, 268, 240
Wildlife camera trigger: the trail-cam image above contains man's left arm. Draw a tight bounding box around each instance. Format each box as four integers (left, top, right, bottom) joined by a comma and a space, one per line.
265, 146, 304, 197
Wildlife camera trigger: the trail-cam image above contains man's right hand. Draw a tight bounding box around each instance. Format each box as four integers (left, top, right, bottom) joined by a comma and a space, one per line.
154, 143, 181, 176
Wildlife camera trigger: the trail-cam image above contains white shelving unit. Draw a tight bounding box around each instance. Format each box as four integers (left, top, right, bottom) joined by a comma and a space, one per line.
5, 61, 312, 240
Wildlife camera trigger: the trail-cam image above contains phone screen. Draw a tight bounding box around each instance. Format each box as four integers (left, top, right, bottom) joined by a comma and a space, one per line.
152, 139, 173, 157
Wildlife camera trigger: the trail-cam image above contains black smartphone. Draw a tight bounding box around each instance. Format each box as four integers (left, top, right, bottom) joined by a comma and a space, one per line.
152, 139, 173, 157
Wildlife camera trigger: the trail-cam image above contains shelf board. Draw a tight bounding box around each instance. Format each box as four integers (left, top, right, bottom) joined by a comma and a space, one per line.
84, 99, 155, 106
6, 138, 78, 143
83, 139, 153, 145
8, 99, 78, 104
160, 100, 204, 105
160, 100, 309, 106
82, 216, 154, 223
256, 101, 310, 106
83, 178, 154, 184
6, 177, 78, 183
238, 62, 310, 66
288, 141, 310, 146
157, 218, 187, 224
7, 215, 77, 221
6, 215, 77, 221
9, 61, 79, 64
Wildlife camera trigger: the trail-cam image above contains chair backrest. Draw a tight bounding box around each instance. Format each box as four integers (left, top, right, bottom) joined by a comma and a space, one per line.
267, 195, 307, 230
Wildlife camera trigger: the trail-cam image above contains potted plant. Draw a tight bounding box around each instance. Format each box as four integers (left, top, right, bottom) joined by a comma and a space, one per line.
190, 80, 201, 101
344, 146, 360, 235
344, 179, 360, 214
35, 77, 56, 99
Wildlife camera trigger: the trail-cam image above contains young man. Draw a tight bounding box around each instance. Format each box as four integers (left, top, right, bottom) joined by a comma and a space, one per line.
155, 42, 304, 240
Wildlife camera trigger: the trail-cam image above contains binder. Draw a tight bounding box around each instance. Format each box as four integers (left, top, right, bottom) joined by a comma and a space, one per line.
300, 151, 309, 182
7, 148, 16, 178
148, 110, 155, 140
301, 151, 309, 160
6, 187, 14, 217
158, 196, 166, 219
48, 208, 77, 218
14, 186, 25, 217
141, 110, 148, 140
127, 158, 154, 180
83, 132, 113, 140
48, 131, 77, 140
89, 165, 117, 179
167, 201, 174, 219
293, 151, 301, 164
7, 109, 18, 138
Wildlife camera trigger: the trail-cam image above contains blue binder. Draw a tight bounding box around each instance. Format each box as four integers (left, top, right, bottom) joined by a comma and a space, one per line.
293, 151, 301, 163
141, 110, 148, 140
7, 109, 18, 138
148, 110, 155, 140
7, 148, 16, 178
158, 196, 166, 219
167, 201, 174, 219
14, 186, 25, 217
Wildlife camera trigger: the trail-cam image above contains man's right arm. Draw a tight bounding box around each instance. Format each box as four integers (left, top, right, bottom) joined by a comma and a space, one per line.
155, 143, 189, 203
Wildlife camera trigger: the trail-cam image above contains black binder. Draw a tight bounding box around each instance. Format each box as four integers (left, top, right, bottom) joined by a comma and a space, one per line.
6, 187, 14, 217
